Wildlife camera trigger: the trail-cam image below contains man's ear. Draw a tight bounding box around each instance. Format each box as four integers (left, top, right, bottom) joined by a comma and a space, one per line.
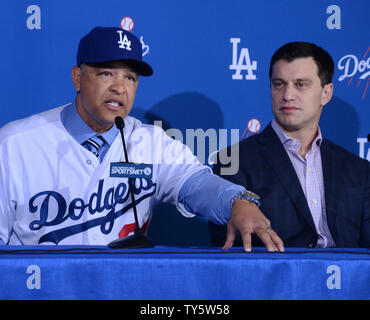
71, 66, 82, 92
321, 83, 334, 107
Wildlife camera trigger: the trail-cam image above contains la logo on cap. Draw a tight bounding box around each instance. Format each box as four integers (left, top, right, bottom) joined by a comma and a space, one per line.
117, 30, 131, 51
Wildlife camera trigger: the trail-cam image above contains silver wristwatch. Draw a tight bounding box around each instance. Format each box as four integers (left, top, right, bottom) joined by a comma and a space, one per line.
230, 190, 261, 207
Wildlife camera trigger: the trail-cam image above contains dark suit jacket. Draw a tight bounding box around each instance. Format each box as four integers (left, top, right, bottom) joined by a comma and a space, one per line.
209, 123, 370, 248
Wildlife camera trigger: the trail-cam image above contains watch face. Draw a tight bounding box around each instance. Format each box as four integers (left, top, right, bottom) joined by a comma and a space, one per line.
244, 190, 260, 200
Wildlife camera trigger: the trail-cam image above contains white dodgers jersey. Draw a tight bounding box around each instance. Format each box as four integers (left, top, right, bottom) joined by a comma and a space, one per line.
0, 105, 207, 245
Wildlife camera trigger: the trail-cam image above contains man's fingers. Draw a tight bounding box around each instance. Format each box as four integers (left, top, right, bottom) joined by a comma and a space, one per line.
269, 229, 285, 252
222, 223, 236, 250
240, 231, 252, 252
256, 228, 285, 252
225, 200, 285, 252
257, 229, 278, 252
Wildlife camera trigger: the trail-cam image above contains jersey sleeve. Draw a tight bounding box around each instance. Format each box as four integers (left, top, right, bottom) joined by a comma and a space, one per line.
178, 168, 245, 224
153, 127, 210, 217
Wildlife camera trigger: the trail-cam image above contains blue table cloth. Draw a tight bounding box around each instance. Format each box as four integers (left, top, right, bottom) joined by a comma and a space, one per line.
0, 246, 368, 300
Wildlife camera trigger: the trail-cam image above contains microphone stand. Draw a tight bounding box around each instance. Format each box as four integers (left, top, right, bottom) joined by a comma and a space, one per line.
108, 116, 154, 249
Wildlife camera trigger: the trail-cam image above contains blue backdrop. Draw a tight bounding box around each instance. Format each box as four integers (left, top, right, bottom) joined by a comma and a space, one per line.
1, 0, 369, 245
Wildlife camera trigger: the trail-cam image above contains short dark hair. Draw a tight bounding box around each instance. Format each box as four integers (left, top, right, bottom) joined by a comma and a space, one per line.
269, 42, 334, 87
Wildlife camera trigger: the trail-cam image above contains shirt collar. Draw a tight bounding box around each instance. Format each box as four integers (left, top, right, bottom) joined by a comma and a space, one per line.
271, 118, 323, 148
60, 101, 118, 146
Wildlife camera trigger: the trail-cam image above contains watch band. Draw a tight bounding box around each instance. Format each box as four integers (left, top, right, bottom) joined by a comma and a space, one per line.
230, 189, 261, 207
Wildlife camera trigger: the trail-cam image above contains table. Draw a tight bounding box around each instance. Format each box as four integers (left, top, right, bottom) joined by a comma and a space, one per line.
0, 246, 369, 300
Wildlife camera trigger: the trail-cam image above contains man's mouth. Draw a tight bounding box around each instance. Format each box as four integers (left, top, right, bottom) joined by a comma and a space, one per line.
105, 100, 124, 109
280, 106, 300, 112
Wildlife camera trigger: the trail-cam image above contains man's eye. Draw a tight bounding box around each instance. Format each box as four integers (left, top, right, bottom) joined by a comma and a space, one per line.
98, 71, 112, 77
273, 81, 283, 89
126, 75, 137, 82
296, 82, 307, 88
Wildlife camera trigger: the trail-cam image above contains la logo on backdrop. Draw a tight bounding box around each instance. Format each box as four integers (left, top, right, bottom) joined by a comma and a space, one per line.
229, 38, 257, 80
228, 37, 261, 140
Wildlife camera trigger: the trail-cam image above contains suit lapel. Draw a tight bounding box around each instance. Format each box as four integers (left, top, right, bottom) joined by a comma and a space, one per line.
258, 124, 317, 232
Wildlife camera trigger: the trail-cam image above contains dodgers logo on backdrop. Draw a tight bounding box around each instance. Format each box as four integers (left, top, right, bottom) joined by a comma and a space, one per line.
119, 17, 150, 56
140, 36, 150, 56
229, 38, 257, 80
337, 47, 370, 100
120, 16, 134, 31
241, 118, 261, 139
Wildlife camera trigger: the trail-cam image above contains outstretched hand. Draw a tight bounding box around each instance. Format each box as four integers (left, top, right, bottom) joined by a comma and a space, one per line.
223, 199, 285, 252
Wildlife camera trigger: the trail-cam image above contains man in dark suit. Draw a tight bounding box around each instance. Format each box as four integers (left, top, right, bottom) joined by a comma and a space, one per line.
210, 42, 370, 248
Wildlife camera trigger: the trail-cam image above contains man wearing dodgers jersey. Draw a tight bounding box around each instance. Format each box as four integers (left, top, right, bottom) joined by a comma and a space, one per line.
0, 27, 284, 252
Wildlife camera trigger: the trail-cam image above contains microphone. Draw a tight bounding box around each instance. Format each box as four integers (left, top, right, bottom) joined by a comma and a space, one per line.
107, 116, 154, 249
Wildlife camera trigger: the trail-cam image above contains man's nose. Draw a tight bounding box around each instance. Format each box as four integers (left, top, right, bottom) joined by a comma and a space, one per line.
109, 77, 126, 94
283, 83, 295, 101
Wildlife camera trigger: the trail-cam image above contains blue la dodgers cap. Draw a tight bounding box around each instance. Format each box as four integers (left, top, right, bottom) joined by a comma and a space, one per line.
76, 26, 153, 76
